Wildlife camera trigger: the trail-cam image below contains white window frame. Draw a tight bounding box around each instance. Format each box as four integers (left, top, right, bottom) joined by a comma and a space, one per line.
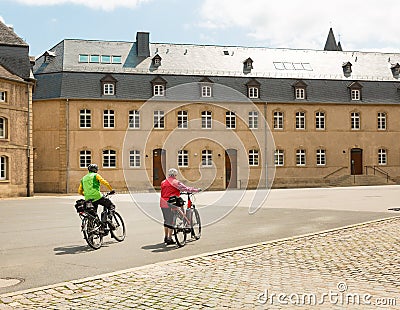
153, 85, 165, 96
296, 149, 306, 166
0, 156, 7, 180
249, 150, 259, 166
78, 54, 89, 63
248, 111, 258, 129
129, 110, 140, 129
129, 150, 141, 168
101, 55, 111, 64
202, 111, 212, 129
315, 112, 325, 130
351, 89, 360, 100
178, 150, 189, 167
103, 149, 116, 168
79, 109, 91, 128
296, 111, 306, 130
177, 110, 188, 129
248, 87, 259, 99
273, 111, 284, 130
378, 112, 386, 130
103, 83, 115, 95
316, 149, 326, 166
0, 117, 6, 139
154, 110, 165, 129
103, 110, 115, 128
202, 150, 213, 167
351, 112, 360, 130
226, 111, 236, 129
295, 88, 305, 99
79, 150, 91, 168
201, 86, 212, 97
378, 149, 387, 165
274, 150, 284, 166
0, 91, 6, 103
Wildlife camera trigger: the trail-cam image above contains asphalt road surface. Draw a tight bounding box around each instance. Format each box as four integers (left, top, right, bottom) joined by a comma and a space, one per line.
0, 185, 399, 294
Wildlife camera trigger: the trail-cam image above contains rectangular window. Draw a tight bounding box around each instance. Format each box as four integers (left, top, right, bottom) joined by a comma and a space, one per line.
154, 85, 165, 96
295, 88, 305, 99
79, 150, 91, 168
274, 150, 284, 166
103, 110, 115, 128
178, 110, 188, 129
378, 149, 387, 165
0, 91, 6, 102
79, 109, 91, 128
78, 54, 89, 63
273, 111, 283, 130
0, 118, 5, 138
129, 150, 141, 168
316, 149, 326, 166
178, 150, 189, 167
201, 86, 212, 97
101, 55, 111, 64
202, 111, 212, 129
315, 112, 325, 130
103, 150, 116, 168
351, 89, 360, 100
351, 112, 360, 130
249, 150, 259, 166
378, 112, 386, 130
296, 111, 306, 130
0, 156, 7, 180
248, 111, 258, 129
154, 110, 165, 129
89, 55, 100, 63
296, 149, 306, 166
129, 110, 140, 129
226, 111, 236, 129
202, 150, 212, 166
248, 87, 259, 99
103, 83, 114, 95
112, 56, 122, 64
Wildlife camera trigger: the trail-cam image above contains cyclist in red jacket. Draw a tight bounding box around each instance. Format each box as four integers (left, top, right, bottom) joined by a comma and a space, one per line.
160, 168, 200, 245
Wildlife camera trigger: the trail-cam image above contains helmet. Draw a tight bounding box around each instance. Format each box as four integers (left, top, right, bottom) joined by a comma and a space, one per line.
168, 168, 178, 177
88, 164, 98, 173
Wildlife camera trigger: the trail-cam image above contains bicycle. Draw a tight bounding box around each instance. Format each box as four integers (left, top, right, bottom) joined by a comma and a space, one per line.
74, 192, 126, 250
168, 192, 201, 247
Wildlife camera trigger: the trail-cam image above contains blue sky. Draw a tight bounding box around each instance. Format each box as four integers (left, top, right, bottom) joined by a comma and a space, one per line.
1, 0, 400, 57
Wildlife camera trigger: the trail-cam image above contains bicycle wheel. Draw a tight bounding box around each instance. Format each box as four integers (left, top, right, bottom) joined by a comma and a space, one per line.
191, 208, 201, 240
82, 217, 103, 250
173, 212, 187, 247
109, 211, 126, 242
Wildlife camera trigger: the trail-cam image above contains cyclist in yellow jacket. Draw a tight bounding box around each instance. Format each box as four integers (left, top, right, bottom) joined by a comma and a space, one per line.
78, 164, 115, 226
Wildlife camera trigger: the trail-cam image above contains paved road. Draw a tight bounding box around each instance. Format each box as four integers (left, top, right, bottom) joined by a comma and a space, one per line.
0, 186, 399, 296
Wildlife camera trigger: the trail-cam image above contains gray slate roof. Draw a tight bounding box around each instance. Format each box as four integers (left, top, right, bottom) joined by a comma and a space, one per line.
0, 21, 28, 47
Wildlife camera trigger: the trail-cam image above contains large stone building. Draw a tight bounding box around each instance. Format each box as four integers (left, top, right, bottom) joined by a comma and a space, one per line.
32, 30, 400, 193
0, 21, 34, 197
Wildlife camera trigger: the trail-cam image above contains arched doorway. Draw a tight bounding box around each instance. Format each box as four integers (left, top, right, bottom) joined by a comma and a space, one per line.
350, 148, 363, 175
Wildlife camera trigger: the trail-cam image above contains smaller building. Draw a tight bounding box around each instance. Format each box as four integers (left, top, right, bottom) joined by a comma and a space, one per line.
0, 21, 35, 197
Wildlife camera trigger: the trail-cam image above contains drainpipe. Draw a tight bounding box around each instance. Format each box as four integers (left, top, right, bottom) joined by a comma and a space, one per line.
264, 103, 268, 188
66, 98, 70, 193
26, 82, 31, 197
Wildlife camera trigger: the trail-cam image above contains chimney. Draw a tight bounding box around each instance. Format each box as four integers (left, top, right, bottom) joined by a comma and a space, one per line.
136, 32, 150, 57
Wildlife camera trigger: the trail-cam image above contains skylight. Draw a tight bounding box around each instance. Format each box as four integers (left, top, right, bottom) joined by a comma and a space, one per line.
273, 62, 313, 71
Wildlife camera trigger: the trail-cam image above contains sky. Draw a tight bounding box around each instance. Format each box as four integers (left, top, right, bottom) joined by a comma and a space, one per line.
1, 0, 400, 57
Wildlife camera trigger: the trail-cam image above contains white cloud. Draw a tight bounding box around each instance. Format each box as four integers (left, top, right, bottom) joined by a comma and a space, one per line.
0, 16, 4, 23
199, 0, 400, 52
14, 0, 151, 11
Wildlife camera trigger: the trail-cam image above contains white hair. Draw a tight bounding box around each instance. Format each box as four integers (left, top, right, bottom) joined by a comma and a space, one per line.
168, 168, 178, 177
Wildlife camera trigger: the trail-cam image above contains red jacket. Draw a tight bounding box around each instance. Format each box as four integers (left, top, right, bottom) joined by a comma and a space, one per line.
160, 176, 199, 208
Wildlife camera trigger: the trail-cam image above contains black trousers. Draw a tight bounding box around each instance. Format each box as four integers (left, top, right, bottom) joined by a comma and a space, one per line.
92, 196, 115, 222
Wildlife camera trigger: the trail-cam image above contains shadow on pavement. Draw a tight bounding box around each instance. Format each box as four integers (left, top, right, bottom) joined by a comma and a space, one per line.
53, 244, 100, 255
141, 243, 178, 253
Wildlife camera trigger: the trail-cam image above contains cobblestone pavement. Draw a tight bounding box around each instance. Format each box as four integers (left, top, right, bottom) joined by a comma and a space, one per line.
1, 217, 400, 309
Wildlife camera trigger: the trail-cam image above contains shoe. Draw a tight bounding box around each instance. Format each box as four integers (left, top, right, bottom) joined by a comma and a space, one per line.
165, 238, 176, 245
99, 228, 109, 236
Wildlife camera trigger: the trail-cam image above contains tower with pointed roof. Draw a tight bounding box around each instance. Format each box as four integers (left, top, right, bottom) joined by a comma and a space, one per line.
324, 28, 342, 51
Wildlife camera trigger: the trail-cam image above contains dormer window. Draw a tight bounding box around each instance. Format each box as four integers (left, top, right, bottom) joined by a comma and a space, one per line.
348, 81, 363, 101
152, 54, 162, 68
151, 76, 167, 96
342, 62, 352, 77
199, 77, 213, 98
246, 78, 260, 99
293, 80, 308, 100
100, 74, 117, 96
243, 57, 253, 73
43, 51, 56, 63
391, 63, 400, 78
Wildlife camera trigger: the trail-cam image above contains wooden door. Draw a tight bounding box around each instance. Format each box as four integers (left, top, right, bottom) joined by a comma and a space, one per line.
350, 148, 363, 175
153, 149, 166, 187
225, 149, 237, 189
